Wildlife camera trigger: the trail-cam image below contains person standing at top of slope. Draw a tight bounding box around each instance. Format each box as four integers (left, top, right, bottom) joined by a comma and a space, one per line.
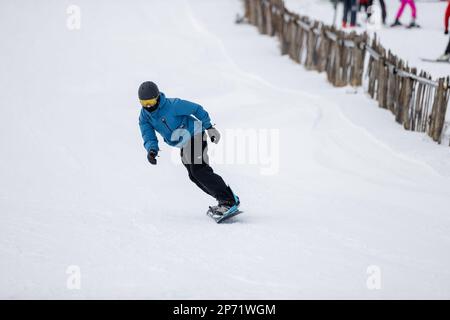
342, 0, 358, 28
360, 0, 387, 25
137, 81, 240, 220
437, 0, 450, 61
445, 0, 450, 35
391, 0, 418, 28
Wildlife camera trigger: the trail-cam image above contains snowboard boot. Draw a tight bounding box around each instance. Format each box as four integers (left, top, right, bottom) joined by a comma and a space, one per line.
390, 19, 401, 27
437, 53, 450, 62
407, 19, 419, 28
208, 187, 240, 218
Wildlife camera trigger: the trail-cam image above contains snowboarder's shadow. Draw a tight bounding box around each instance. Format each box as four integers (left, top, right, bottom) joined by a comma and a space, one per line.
218, 217, 241, 224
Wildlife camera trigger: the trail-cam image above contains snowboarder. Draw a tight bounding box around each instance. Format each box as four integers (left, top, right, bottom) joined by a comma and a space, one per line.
137, 81, 240, 221
391, 0, 418, 28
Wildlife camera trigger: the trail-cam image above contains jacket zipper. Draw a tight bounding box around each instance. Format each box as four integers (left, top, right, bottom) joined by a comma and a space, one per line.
161, 118, 172, 132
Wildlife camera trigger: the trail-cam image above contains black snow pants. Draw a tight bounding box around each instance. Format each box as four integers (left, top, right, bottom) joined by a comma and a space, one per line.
180, 132, 234, 203
343, 0, 357, 25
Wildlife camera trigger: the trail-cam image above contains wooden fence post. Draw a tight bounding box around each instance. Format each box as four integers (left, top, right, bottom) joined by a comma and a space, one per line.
297, 17, 309, 64
244, 0, 251, 21
248, 0, 257, 26
264, 1, 274, 36
340, 33, 352, 86
350, 33, 366, 87
334, 31, 346, 87
429, 78, 448, 142
386, 51, 397, 113
290, 19, 301, 63
287, 15, 299, 61
316, 26, 330, 73
272, 0, 285, 47
280, 12, 292, 55
376, 47, 387, 109
395, 67, 414, 128
304, 21, 318, 70
326, 31, 338, 86
256, 0, 266, 34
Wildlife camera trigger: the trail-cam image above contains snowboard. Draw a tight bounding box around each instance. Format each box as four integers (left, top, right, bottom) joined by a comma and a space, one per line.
420, 58, 450, 63
207, 208, 243, 223
391, 23, 420, 29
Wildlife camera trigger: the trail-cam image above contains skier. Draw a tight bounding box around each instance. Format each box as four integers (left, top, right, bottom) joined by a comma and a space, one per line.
359, 0, 370, 16
391, 0, 418, 28
364, 0, 387, 25
446, 0, 450, 35
137, 81, 240, 221
342, 0, 358, 28
437, 0, 450, 61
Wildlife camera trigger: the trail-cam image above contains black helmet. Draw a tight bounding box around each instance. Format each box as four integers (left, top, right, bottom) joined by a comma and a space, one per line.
138, 81, 159, 100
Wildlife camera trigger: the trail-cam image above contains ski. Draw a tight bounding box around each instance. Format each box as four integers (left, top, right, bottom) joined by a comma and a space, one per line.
420, 58, 450, 63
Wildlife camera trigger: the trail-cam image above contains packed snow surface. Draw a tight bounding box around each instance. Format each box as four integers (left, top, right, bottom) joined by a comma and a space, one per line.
1, 0, 450, 299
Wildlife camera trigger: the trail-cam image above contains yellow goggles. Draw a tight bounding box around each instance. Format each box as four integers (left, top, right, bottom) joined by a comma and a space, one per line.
140, 96, 159, 107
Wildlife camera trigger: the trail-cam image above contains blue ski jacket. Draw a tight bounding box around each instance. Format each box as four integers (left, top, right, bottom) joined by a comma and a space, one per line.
138, 92, 212, 153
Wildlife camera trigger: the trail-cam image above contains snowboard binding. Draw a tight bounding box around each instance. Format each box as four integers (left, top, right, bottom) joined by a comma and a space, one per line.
207, 190, 242, 223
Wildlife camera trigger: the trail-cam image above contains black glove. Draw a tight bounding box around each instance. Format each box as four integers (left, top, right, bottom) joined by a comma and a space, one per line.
147, 149, 157, 165
207, 126, 220, 144
445, 30, 449, 35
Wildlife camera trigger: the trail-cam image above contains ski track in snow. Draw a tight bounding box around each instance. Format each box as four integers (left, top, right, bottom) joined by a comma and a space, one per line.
0, 0, 450, 299
185, 0, 444, 179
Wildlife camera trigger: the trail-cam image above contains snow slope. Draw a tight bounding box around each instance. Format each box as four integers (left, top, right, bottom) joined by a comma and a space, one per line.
0, 0, 450, 299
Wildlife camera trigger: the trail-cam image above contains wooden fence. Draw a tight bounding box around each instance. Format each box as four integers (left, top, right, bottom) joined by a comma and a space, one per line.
242, 0, 450, 145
